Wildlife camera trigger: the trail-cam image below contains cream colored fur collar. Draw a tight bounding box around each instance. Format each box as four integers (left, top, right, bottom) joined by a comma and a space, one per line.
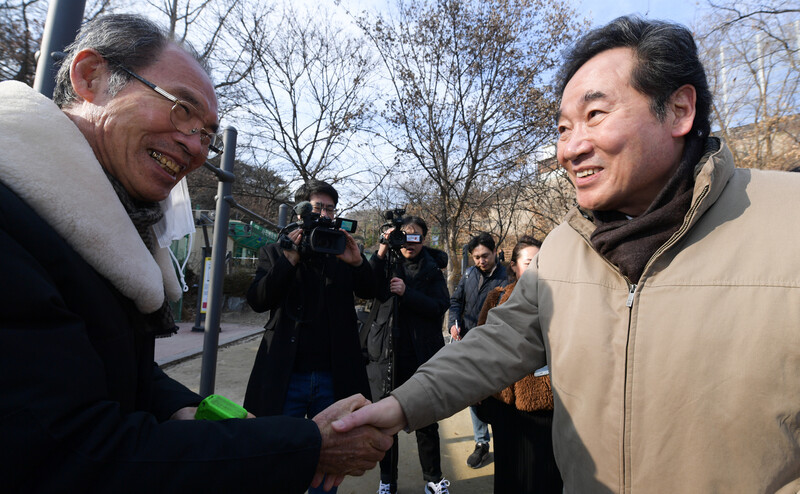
0, 81, 180, 314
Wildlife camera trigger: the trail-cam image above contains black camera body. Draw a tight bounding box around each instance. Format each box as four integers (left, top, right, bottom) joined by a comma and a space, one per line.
380, 208, 421, 250
279, 202, 358, 257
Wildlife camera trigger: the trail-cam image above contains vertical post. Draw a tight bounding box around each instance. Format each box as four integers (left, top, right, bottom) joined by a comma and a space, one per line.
33, 0, 87, 98
199, 127, 237, 397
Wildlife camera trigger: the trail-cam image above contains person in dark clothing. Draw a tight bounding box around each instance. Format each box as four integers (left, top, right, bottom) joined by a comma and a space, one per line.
0, 14, 390, 494
475, 236, 563, 494
367, 216, 451, 494
244, 179, 377, 494
447, 232, 507, 469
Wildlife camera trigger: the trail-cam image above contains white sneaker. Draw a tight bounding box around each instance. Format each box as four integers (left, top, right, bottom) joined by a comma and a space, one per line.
424, 478, 450, 494
378, 480, 393, 494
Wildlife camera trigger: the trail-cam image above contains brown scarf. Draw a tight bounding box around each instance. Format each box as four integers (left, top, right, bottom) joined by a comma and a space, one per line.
589, 138, 706, 284
105, 171, 178, 337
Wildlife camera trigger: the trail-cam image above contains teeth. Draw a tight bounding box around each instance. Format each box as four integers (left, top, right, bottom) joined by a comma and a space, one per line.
576, 169, 598, 178
149, 150, 180, 177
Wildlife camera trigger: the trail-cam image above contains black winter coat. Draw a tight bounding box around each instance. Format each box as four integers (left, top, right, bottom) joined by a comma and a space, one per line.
447, 262, 508, 336
244, 242, 376, 416
0, 183, 321, 493
366, 247, 449, 399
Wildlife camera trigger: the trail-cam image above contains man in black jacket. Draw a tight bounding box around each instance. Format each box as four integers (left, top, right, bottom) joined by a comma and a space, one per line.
368, 216, 451, 494
447, 232, 507, 469
0, 14, 389, 493
244, 179, 377, 494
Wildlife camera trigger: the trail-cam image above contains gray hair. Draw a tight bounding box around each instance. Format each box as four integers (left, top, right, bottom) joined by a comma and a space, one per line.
53, 13, 209, 108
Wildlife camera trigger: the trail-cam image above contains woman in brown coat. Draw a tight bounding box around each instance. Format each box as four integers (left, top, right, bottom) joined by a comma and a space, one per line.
475, 235, 562, 493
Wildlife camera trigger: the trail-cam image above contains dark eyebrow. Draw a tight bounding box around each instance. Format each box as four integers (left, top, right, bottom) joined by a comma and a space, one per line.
555, 90, 608, 124
583, 90, 606, 104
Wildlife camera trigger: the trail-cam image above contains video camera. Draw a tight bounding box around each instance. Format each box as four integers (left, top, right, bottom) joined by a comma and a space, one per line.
279, 201, 358, 257
380, 208, 421, 251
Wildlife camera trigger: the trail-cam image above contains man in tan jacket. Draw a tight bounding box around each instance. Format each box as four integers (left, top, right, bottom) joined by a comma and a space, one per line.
333, 15, 800, 493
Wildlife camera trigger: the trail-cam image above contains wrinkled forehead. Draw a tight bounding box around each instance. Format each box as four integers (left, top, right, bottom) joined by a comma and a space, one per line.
558, 47, 636, 115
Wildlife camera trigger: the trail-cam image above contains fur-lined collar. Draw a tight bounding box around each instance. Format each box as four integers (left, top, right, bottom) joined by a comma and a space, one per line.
0, 81, 180, 313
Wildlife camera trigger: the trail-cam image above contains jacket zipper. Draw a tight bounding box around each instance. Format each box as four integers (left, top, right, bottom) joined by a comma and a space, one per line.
619, 184, 710, 493
626, 283, 637, 308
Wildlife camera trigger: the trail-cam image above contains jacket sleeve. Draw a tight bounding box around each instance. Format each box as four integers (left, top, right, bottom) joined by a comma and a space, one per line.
392, 265, 547, 431
447, 271, 468, 328
400, 268, 449, 320
146, 363, 204, 420
369, 254, 392, 302
247, 243, 298, 313
0, 227, 321, 493
351, 254, 377, 300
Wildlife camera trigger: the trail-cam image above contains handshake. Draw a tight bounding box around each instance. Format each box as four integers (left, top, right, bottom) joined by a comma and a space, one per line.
312, 394, 407, 491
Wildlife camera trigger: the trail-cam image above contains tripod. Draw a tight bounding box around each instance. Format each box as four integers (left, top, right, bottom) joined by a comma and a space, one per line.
375, 243, 403, 491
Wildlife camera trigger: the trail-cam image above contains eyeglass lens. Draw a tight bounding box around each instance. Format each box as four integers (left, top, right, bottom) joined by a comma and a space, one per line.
169, 102, 223, 156
312, 202, 336, 213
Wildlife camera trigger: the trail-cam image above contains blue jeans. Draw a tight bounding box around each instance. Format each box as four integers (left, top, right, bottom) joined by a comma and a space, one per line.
469, 405, 491, 444
283, 371, 336, 494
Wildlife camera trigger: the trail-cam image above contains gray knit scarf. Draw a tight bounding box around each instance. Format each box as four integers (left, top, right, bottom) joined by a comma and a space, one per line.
105, 171, 178, 337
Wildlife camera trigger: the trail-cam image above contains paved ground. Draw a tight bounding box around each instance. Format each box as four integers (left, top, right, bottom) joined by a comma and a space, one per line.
158, 314, 495, 494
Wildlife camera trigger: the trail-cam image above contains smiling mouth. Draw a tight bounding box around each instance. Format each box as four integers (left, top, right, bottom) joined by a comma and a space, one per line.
149, 150, 182, 178
576, 168, 599, 178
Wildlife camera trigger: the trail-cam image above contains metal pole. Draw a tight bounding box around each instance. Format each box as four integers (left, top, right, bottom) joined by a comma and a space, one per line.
199, 127, 237, 397
33, 0, 87, 98
224, 195, 279, 229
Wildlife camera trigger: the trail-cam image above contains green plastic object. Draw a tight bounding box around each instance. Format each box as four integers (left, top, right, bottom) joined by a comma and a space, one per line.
195, 394, 249, 420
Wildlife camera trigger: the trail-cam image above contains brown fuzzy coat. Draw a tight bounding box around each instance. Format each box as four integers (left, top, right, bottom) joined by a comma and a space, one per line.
477, 282, 553, 412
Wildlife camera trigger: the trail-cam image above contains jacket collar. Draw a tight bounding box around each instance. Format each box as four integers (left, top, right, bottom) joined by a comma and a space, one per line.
0, 81, 179, 314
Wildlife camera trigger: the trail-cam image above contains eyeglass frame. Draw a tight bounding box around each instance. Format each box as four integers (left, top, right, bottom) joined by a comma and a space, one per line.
311, 201, 337, 215
116, 65, 223, 157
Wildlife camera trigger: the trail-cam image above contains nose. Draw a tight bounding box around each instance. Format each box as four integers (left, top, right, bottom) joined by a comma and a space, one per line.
558, 126, 592, 166
175, 129, 207, 160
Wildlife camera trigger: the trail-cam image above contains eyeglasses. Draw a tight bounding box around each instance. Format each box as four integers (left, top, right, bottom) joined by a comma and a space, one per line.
312, 202, 336, 215
118, 65, 223, 158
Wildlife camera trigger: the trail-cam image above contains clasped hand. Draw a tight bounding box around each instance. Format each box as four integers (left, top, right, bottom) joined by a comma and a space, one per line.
311, 395, 409, 489
310, 394, 395, 491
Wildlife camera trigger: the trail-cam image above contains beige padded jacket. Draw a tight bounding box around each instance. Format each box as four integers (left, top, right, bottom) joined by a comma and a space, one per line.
393, 139, 800, 493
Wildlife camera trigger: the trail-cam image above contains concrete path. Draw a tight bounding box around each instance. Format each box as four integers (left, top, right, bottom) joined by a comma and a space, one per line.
158, 322, 495, 493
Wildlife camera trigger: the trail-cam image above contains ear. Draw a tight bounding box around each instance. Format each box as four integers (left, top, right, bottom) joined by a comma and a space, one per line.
69, 49, 110, 104
669, 84, 697, 138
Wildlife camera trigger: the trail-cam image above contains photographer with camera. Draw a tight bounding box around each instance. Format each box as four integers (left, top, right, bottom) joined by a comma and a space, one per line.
366, 213, 451, 494
244, 179, 376, 494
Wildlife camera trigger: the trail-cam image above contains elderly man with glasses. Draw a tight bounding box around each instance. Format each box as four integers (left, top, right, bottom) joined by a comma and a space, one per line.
244, 178, 377, 494
0, 14, 390, 493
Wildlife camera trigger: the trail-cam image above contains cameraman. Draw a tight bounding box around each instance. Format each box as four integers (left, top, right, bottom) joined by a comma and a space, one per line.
368, 216, 451, 494
244, 180, 376, 494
